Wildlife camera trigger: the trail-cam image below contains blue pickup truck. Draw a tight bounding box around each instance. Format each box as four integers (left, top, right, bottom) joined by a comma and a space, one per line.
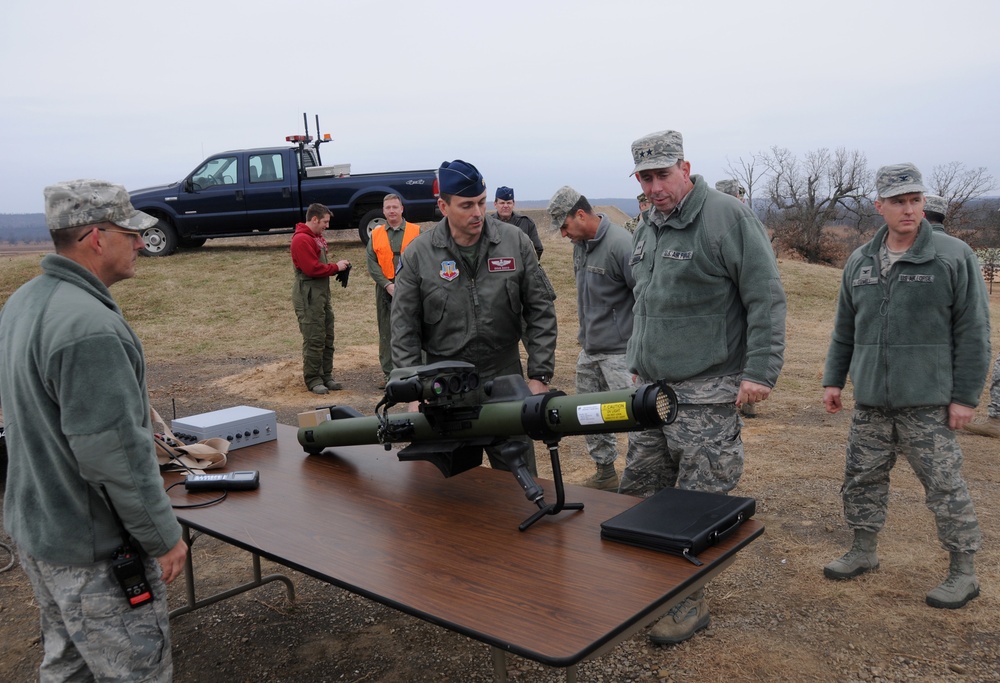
128, 135, 439, 256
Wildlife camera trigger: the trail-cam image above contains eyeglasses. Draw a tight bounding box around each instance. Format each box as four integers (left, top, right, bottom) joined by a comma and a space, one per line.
77, 226, 144, 242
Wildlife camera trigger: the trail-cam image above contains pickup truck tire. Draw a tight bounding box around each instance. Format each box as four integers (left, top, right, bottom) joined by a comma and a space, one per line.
358, 208, 387, 246
140, 217, 179, 257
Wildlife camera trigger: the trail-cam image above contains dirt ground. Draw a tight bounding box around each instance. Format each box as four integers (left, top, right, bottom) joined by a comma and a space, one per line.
4, 359, 1000, 682
2, 218, 1000, 682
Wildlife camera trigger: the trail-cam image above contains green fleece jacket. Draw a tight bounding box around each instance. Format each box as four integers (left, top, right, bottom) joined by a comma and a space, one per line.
0, 254, 181, 564
823, 221, 991, 408
627, 175, 786, 387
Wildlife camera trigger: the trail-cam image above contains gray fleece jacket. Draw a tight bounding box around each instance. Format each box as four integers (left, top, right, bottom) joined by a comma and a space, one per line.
627, 175, 786, 387
574, 215, 635, 354
823, 221, 990, 408
0, 254, 181, 564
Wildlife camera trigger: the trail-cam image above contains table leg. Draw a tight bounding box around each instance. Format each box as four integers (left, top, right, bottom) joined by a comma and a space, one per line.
491, 647, 508, 683
169, 524, 296, 618
489, 647, 578, 682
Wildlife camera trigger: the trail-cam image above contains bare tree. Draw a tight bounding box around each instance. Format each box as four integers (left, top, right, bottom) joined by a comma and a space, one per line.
929, 162, 996, 230
761, 146, 875, 263
724, 153, 767, 211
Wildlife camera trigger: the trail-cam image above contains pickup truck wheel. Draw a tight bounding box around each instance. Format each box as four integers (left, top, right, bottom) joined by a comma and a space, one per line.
358, 209, 386, 246
140, 218, 179, 257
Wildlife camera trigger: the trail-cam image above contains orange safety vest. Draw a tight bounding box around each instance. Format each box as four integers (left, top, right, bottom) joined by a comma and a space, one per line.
372, 221, 420, 280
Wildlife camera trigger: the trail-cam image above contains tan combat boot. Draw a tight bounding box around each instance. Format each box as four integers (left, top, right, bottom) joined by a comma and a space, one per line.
824, 529, 879, 579
963, 416, 1000, 438
649, 588, 710, 645
926, 552, 980, 609
581, 463, 619, 491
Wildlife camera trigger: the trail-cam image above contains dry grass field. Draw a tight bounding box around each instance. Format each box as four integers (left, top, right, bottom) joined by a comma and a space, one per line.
2, 209, 999, 682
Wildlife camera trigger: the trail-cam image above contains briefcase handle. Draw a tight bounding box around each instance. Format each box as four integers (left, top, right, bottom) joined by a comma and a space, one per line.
708, 512, 746, 545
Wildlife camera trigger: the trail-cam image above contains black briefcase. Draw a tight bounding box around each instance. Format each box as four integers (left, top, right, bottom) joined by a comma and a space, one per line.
600, 487, 756, 565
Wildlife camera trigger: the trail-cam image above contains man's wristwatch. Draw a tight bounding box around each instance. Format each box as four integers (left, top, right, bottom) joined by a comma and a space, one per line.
529, 375, 550, 385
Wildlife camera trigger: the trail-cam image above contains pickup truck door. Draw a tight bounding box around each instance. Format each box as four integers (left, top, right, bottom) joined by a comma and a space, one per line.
179, 155, 248, 234
243, 151, 300, 229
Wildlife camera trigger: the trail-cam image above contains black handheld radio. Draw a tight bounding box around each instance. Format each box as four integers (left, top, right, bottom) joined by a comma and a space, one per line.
99, 484, 154, 608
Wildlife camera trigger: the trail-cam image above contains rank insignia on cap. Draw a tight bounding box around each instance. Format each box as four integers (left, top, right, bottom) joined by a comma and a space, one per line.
488, 257, 516, 272
440, 260, 459, 281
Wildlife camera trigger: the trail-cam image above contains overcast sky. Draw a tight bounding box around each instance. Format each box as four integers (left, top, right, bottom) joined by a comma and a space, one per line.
2, 0, 998, 214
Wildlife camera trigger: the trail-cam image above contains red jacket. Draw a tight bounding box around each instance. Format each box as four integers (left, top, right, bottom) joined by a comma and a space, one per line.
290, 223, 342, 278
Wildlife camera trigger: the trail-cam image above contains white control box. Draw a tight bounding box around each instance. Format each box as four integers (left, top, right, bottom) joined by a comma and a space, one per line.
304, 164, 351, 178
171, 406, 277, 451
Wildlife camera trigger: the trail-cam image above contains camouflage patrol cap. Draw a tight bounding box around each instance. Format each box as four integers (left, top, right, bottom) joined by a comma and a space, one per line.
630, 130, 684, 175
637, 193, 648, 203
715, 179, 742, 198
924, 194, 947, 217
875, 163, 928, 198
43, 179, 156, 232
547, 185, 583, 230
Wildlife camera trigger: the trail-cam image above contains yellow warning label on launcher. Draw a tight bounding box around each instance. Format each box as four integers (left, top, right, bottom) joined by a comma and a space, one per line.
601, 402, 629, 422
577, 402, 630, 425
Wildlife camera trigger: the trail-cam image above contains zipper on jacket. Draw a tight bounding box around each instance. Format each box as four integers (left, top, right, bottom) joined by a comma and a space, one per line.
880, 254, 892, 409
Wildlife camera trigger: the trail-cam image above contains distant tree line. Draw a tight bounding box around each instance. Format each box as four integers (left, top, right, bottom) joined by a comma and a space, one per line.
0, 213, 48, 244
723, 150, 998, 265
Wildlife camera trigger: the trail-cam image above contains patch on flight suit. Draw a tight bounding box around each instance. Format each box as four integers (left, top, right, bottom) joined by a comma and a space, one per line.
898, 274, 934, 283
488, 257, 516, 272
439, 261, 459, 281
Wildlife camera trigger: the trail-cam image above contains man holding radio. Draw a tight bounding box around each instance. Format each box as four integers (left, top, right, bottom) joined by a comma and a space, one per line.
0, 179, 186, 681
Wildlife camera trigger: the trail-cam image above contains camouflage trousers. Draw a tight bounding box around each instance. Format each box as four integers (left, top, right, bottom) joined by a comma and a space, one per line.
987, 353, 1000, 418
575, 350, 633, 466
19, 549, 172, 683
618, 402, 744, 498
842, 405, 981, 553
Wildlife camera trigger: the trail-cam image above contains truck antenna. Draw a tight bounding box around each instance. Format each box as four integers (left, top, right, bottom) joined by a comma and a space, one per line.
313, 114, 331, 147
312, 113, 331, 165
